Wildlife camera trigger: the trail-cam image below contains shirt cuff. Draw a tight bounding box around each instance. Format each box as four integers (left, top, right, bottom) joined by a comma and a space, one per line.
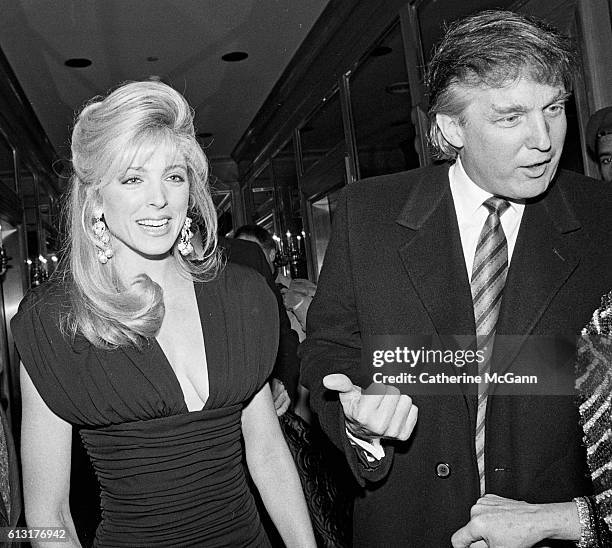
346, 428, 385, 461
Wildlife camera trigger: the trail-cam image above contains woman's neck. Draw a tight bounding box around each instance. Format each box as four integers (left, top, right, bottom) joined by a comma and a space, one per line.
114, 252, 180, 290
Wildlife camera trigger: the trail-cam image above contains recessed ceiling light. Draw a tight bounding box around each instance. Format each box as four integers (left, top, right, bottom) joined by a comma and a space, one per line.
371, 46, 392, 57
64, 58, 92, 68
221, 51, 248, 62
385, 82, 411, 95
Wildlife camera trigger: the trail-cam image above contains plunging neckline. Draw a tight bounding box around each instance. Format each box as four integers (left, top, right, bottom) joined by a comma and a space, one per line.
152, 281, 214, 414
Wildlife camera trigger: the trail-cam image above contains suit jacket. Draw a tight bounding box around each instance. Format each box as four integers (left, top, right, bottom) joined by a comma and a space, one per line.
300, 164, 612, 547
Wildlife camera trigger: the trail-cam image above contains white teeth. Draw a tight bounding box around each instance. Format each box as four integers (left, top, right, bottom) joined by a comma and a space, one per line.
137, 219, 169, 227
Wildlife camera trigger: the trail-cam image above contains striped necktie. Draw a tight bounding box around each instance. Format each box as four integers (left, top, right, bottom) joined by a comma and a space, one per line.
471, 196, 510, 495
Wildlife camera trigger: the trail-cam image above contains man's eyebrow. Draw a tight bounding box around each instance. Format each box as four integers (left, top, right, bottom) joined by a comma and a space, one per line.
491, 103, 528, 114
548, 91, 572, 104
490, 91, 572, 115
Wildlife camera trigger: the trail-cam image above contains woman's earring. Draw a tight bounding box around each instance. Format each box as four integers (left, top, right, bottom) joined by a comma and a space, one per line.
93, 215, 114, 264
177, 217, 194, 256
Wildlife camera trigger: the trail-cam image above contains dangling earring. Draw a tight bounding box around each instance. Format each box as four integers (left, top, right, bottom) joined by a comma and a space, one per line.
93, 214, 114, 264
177, 217, 194, 256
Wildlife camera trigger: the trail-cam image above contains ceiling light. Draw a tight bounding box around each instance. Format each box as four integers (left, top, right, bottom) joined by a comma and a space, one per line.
371, 46, 392, 57
385, 82, 411, 95
64, 58, 92, 68
221, 51, 248, 62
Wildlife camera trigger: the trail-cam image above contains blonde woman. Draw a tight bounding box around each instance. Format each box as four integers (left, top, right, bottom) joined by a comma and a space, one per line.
12, 81, 315, 548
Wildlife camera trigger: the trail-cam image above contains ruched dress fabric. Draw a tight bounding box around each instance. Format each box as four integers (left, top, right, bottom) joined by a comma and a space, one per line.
11, 264, 279, 548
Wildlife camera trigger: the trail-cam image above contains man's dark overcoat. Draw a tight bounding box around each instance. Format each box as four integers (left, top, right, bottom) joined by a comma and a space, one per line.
300, 163, 612, 547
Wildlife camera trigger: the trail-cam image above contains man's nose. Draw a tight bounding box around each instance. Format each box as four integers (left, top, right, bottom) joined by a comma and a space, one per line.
147, 180, 168, 207
525, 114, 552, 151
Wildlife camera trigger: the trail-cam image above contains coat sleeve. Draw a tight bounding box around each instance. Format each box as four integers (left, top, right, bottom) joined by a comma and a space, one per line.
299, 188, 394, 486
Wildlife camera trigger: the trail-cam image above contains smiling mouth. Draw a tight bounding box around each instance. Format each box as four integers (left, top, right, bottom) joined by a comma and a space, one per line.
137, 219, 170, 227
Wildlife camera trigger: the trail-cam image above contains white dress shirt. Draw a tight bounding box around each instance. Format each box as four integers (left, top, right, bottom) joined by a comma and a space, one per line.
450, 157, 524, 277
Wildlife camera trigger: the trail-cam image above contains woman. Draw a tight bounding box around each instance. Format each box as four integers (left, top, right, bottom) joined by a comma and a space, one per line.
12, 81, 315, 547
451, 291, 612, 547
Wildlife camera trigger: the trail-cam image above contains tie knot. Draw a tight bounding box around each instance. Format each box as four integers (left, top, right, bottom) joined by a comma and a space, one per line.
483, 197, 510, 216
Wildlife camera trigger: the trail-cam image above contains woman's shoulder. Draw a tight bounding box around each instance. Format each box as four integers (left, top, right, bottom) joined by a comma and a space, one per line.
203, 262, 272, 300
13, 274, 72, 327
195, 262, 278, 335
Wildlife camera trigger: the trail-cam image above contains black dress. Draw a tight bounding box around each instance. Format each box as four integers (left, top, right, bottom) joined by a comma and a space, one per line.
11, 264, 278, 547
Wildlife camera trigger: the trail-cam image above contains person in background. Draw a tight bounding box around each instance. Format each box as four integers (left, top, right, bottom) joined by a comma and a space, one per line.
228, 226, 300, 416
300, 10, 612, 547
235, 224, 316, 414
283, 278, 317, 343
586, 106, 612, 182
12, 80, 315, 548
234, 224, 277, 275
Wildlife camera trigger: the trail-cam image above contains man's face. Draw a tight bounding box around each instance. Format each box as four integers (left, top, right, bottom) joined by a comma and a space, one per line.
442, 78, 568, 200
597, 134, 612, 182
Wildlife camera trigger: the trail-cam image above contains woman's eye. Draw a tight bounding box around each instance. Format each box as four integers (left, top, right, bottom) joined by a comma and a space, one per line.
167, 174, 187, 184
122, 176, 140, 185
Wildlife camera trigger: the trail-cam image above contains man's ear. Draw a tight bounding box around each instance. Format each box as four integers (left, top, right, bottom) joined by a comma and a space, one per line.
436, 113, 464, 150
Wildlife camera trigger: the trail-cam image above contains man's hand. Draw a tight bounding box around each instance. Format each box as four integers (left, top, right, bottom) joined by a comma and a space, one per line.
451, 494, 575, 548
323, 373, 417, 441
271, 378, 291, 417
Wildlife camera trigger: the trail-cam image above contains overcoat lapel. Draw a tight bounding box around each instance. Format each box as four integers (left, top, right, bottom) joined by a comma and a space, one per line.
395, 166, 477, 400
492, 178, 582, 376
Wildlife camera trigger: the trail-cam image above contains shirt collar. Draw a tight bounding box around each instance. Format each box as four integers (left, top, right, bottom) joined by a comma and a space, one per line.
449, 157, 523, 217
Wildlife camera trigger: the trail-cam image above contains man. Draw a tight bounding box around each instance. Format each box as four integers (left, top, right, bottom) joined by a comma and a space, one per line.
234, 224, 277, 275
586, 106, 612, 182
300, 10, 612, 547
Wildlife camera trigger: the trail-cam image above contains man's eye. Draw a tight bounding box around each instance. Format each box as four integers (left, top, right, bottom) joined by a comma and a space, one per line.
498, 115, 520, 126
546, 103, 565, 115
601, 157, 612, 165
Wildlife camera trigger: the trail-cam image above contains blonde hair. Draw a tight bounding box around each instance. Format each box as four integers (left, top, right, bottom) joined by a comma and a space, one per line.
62, 80, 221, 348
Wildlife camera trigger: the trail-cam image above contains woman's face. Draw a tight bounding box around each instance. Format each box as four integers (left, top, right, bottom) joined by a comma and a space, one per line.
99, 141, 190, 263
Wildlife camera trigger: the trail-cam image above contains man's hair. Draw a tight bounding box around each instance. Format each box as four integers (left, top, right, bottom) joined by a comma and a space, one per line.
426, 10, 578, 160
63, 80, 221, 348
234, 224, 276, 253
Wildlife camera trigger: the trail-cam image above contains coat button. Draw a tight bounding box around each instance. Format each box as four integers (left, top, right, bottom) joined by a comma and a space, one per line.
436, 462, 451, 478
